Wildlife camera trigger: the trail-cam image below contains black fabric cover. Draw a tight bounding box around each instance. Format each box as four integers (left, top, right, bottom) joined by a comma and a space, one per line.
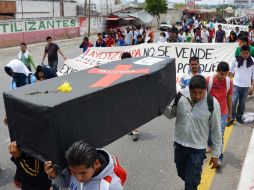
3, 57, 176, 169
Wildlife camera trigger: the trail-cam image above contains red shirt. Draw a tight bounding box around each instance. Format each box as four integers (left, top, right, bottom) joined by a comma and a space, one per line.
209, 28, 215, 38
106, 38, 115, 47
207, 76, 233, 115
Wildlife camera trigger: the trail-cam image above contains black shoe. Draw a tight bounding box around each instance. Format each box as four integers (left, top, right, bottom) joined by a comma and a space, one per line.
226, 120, 234, 126
132, 130, 140, 141
132, 133, 139, 141
128, 131, 134, 135
236, 118, 244, 124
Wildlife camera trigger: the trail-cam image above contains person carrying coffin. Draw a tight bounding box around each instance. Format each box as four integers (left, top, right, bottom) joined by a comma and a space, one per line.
4, 60, 52, 190
45, 140, 126, 190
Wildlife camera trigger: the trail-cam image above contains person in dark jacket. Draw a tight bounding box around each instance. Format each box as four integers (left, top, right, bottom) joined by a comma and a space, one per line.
5, 61, 52, 190
35, 65, 57, 81
79, 37, 92, 53
8, 141, 52, 190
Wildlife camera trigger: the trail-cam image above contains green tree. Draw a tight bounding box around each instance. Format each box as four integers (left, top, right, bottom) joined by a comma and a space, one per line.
145, 0, 168, 28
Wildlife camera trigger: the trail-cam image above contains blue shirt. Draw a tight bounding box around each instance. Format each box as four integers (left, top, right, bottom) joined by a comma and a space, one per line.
180, 69, 202, 89
11, 74, 37, 89
118, 39, 125, 46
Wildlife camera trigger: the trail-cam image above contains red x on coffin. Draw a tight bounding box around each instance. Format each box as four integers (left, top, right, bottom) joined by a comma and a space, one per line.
88, 65, 150, 88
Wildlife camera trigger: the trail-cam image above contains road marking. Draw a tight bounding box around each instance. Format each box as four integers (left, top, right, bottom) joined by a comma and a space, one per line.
237, 128, 254, 189
198, 124, 235, 190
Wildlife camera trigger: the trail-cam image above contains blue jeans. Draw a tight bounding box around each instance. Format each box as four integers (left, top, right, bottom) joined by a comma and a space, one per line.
232, 85, 249, 120
174, 142, 206, 190
208, 114, 227, 161
219, 115, 227, 160
49, 60, 58, 72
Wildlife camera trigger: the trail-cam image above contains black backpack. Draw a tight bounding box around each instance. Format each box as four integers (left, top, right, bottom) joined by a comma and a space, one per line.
173, 92, 214, 116
27, 73, 33, 84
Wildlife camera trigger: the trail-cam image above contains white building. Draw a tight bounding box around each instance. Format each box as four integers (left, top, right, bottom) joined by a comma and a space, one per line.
234, 0, 254, 9
15, 0, 77, 19
90, 0, 123, 15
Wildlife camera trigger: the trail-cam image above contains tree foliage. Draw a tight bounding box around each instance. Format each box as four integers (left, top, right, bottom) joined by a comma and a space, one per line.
145, 0, 168, 28
145, 0, 168, 16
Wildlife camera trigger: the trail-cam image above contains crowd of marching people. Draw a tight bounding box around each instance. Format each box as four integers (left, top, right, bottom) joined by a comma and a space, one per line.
79, 17, 254, 49
1, 15, 254, 190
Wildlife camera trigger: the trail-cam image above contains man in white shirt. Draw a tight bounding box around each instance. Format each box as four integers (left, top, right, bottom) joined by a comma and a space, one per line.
227, 45, 254, 125
201, 27, 209, 43
158, 32, 167, 43
125, 27, 133, 46
178, 29, 186, 42
235, 27, 240, 37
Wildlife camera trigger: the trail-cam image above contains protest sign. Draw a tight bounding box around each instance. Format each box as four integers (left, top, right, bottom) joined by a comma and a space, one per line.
214, 23, 249, 36
58, 43, 238, 86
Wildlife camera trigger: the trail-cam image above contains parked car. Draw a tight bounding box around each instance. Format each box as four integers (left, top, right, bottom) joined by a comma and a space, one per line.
159, 21, 172, 31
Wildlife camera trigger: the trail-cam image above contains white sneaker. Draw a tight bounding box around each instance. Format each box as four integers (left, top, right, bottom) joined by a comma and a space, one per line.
217, 160, 222, 168
132, 130, 140, 141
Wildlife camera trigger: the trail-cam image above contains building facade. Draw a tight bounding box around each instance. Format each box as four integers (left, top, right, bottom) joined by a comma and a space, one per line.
90, 0, 122, 15
234, 0, 254, 9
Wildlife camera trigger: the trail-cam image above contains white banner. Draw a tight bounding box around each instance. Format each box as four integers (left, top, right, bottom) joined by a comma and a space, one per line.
214, 23, 249, 36
58, 43, 238, 85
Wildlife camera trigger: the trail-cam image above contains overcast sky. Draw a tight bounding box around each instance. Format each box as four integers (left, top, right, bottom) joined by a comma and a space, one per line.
126, 0, 233, 5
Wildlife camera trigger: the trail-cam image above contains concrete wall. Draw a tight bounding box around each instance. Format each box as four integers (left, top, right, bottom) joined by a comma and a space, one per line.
0, 17, 79, 47
149, 9, 183, 28
161, 9, 183, 24
79, 16, 106, 36
15, 0, 77, 19
90, 0, 122, 15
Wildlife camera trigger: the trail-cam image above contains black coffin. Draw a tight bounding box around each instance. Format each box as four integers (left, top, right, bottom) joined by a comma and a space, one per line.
3, 56, 176, 169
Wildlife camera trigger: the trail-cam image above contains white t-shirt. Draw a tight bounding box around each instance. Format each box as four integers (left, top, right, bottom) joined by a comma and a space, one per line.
178, 34, 186, 42
125, 31, 133, 45
201, 30, 209, 43
165, 31, 169, 39
230, 57, 254, 87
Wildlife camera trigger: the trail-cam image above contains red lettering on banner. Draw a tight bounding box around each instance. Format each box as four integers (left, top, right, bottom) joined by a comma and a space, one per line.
108, 52, 113, 59
95, 52, 101, 58
88, 64, 150, 88
83, 48, 90, 56
132, 49, 141, 57
111, 52, 120, 60
176, 77, 180, 84
88, 50, 95, 57
99, 52, 108, 59
107, 52, 113, 59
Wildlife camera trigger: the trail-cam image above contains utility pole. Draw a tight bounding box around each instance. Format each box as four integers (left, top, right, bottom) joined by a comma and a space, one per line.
106, 0, 109, 15
88, 0, 91, 37
60, 0, 64, 17
84, 0, 87, 16
222, 0, 225, 18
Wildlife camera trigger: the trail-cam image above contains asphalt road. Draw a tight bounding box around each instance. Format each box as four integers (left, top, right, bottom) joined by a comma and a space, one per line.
0, 36, 253, 190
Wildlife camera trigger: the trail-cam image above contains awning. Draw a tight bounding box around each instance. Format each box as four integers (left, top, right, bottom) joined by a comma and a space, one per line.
106, 17, 121, 21
128, 10, 153, 24
123, 17, 136, 21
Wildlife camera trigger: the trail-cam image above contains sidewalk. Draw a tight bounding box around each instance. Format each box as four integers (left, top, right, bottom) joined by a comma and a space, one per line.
0, 34, 98, 51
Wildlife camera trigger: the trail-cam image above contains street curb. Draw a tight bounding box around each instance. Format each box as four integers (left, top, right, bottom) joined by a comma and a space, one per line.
0, 35, 97, 51
237, 128, 254, 190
